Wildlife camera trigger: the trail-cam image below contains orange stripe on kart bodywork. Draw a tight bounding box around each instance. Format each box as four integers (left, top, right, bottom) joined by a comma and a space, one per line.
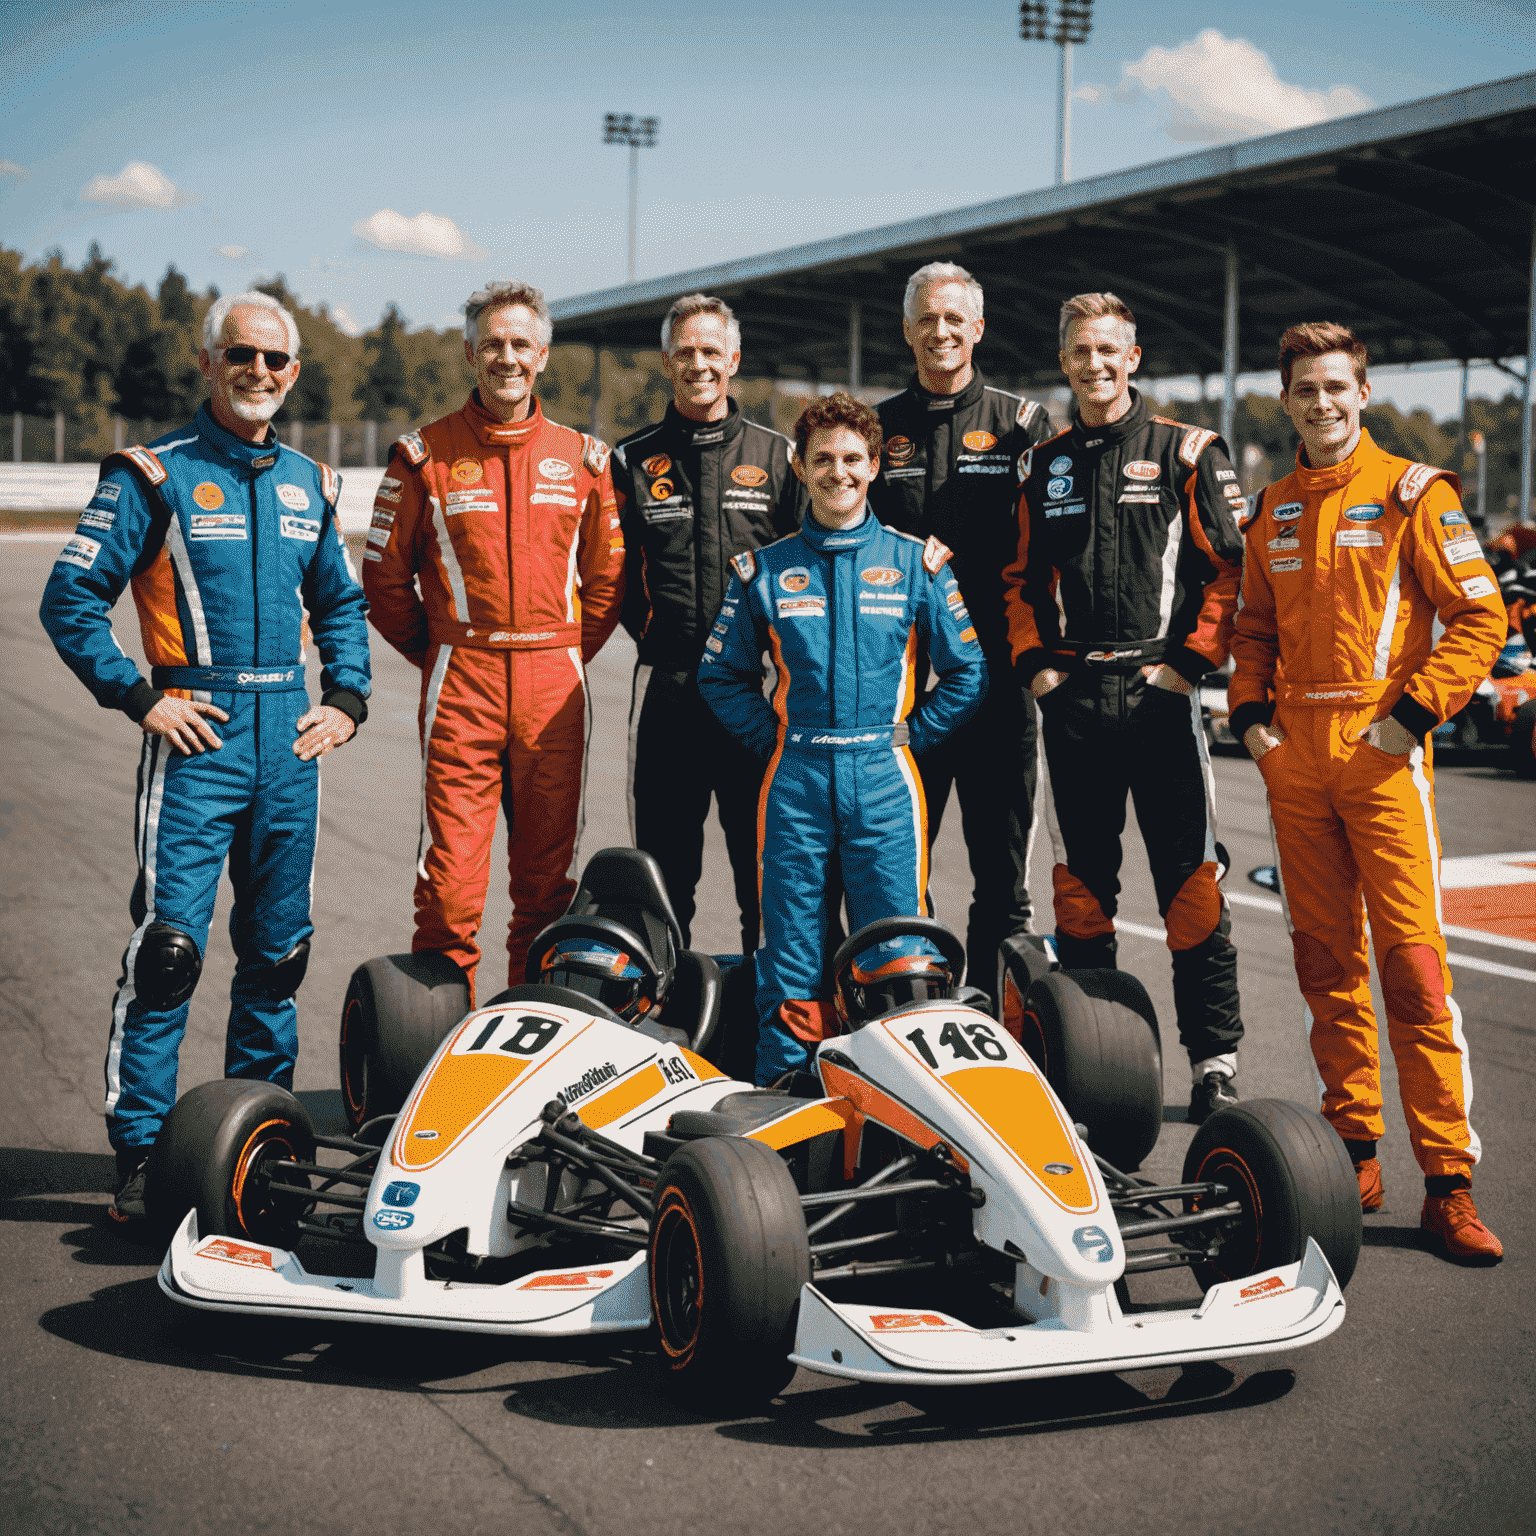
746, 1097, 860, 1152
681, 1050, 725, 1081
817, 1059, 967, 1175
395, 1053, 532, 1169
938, 1066, 1096, 1211
581, 1062, 667, 1129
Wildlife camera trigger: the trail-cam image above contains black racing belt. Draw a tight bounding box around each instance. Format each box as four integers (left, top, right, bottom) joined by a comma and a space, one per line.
1050, 639, 1169, 675
152, 665, 306, 692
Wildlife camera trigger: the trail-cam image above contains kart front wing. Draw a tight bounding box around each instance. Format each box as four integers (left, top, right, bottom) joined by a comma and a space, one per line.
789, 1239, 1345, 1385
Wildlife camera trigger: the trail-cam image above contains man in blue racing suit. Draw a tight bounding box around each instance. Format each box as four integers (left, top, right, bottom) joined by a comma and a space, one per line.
39, 290, 371, 1226
698, 392, 986, 1083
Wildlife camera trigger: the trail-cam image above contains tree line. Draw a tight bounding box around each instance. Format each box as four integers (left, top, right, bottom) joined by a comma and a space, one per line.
0, 243, 1527, 516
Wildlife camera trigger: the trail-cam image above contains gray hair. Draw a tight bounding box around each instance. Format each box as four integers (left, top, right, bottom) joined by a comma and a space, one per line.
903, 262, 984, 325
661, 293, 741, 356
464, 280, 553, 347
1058, 292, 1137, 349
203, 290, 300, 354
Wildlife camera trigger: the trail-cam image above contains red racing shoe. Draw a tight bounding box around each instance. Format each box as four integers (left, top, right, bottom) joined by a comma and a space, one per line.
1355, 1157, 1384, 1213
1421, 1188, 1503, 1263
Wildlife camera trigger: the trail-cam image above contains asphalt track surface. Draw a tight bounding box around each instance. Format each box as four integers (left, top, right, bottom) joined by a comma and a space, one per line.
2, 537, 1532, 1536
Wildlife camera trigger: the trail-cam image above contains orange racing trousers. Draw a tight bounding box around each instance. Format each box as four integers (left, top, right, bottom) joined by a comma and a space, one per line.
1258, 695, 1479, 1179
414, 642, 590, 1002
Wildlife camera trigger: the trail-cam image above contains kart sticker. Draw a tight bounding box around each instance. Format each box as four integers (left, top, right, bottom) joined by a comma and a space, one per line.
518, 1268, 616, 1291
200, 1238, 274, 1269
1215, 469, 1237, 483
276, 483, 311, 511
381, 1181, 419, 1207
870, 1313, 963, 1332
1459, 575, 1497, 599
1237, 1275, 1296, 1304
374, 1210, 413, 1230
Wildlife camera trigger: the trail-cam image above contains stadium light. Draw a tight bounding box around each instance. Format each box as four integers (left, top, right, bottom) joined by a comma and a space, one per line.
603, 113, 660, 283
1019, 1, 1094, 184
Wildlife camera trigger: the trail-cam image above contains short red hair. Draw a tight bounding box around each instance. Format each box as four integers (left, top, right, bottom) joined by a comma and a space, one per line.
1278, 321, 1368, 391
794, 391, 883, 463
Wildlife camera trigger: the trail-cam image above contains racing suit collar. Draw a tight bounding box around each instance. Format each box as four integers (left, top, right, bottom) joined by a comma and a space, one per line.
664, 397, 744, 447
906, 367, 986, 412
799, 507, 878, 552
195, 403, 281, 471
1294, 427, 1380, 491
464, 391, 545, 446
1070, 386, 1148, 447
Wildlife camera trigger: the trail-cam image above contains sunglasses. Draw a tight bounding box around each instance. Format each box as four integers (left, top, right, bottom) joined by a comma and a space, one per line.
219, 345, 292, 370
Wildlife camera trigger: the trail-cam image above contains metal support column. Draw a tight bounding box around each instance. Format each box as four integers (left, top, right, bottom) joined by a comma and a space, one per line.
1457, 361, 1469, 453
328, 422, 341, 468
849, 301, 862, 391
1520, 209, 1535, 526
54, 411, 65, 465
1221, 243, 1239, 450
12, 412, 20, 464
1056, 42, 1073, 185
627, 144, 639, 283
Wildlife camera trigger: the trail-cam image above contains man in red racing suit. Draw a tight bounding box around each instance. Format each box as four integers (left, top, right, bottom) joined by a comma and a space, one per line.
364, 281, 624, 1001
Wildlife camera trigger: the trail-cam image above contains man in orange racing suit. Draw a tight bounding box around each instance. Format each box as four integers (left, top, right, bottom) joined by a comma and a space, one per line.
1229, 321, 1505, 1263
364, 280, 624, 1002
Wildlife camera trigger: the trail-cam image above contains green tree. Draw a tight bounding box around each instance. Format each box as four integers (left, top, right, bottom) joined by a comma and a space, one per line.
357, 303, 412, 419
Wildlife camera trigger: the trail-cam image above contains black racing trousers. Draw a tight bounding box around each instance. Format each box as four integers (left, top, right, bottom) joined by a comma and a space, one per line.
629, 664, 763, 954
1038, 669, 1243, 1066
916, 669, 1039, 999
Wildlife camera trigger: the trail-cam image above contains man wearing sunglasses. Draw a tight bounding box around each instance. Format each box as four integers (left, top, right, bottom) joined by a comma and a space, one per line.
40, 290, 371, 1229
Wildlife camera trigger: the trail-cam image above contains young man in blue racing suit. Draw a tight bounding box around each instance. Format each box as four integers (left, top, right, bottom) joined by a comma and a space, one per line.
39, 291, 371, 1225
698, 392, 986, 1084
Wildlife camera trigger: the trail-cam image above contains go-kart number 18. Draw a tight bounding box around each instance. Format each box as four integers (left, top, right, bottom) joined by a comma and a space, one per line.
458, 1013, 563, 1056
904, 1020, 1008, 1070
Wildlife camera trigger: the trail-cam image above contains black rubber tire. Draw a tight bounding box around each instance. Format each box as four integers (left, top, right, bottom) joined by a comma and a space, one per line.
648, 1137, 809, 1405
1182, 1097, 1362, 1290
1022, 970, 1163, 1171
339, 952, 470, 1130
1511, 698, 1536, 780
146, 1079, 315, 1248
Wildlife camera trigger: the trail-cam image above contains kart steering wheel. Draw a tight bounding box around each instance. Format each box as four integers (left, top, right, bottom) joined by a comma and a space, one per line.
830, 915, 967, 991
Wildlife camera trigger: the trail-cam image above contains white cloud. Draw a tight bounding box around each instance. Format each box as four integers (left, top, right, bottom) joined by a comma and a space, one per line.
329, 305, 363, 336
0, 159, 26, 182
352, 208, 476, 259
1090, 30, 1374, 144
214, 243, 257, 260
81, 160, 194, 209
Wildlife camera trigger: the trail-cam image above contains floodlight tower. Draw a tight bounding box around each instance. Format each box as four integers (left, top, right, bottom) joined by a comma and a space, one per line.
1019, 1, 1094, 185
603, 113, 659, 283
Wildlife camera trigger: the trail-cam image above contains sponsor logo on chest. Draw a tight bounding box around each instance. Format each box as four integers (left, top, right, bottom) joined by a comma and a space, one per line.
732, 463, 768, 487
1272, 502, 1303, 523
1344, 502, 1384, 523
1049, 455, 1072, 475
962, 431, 997, 452
779, 567, 812, 593
281, 515, 321, 542
539, 457, 574, 480
1336, 528, 1383, 548
776, 596, 826, 618
276, 483, 311, 511
450, 457, 483, 485
642, 454, 671, 477
1123, 460, 1159, 482
1270, 556, 1304, 573
192, 481, 225, 511
190, 512, 247, 541
885, 436, 915, 466
860, 566, 902, 587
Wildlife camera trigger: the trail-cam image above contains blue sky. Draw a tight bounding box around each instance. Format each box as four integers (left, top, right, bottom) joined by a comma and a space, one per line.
3, 0, 1533, 415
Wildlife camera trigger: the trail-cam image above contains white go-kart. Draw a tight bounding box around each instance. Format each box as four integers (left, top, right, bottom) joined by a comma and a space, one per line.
153, 848, 1359, 1404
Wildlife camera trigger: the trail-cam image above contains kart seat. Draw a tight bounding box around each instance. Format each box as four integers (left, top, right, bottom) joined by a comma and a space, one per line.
567, 849, 682, 986
664, 951, 724, 1056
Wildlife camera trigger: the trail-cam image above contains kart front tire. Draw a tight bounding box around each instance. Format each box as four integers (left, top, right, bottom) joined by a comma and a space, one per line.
339, 952, 470, 1131
649, 1137, 809, 1405
147, 1079, 315, 1248
1182, 1097, 1361, 1291
1022, 969, 1163, 1171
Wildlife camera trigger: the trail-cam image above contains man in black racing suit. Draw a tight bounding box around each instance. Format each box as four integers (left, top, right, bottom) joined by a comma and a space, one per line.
868, 261, 1054, 1001
614, 293, 805, 952
1002, 291, 1248, 1123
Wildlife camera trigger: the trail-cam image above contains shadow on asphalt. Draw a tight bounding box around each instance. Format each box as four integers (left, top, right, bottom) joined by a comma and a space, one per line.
497, 1358, 1294, 1444
1361, 1222, 1434, 1252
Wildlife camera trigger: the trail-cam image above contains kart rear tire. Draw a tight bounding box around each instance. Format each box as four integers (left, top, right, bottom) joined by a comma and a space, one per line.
1022, 970, 1163, 1171
649, 1136, 809, 1405
1182, 1097, 1361, 1291
147, 1079, 315, 1248
339, 952, 470, 1131
1511, 699, 1536, 780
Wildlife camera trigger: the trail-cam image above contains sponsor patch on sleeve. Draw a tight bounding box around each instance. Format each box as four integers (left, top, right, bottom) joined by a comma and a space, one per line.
1396, 461, 1440, 506
57, 534, 102, 570
583, 434, 611, 476
92, 480, 122, 503
79, 506, 116, 531
730, 549, 757, 582
319, 463, 341, 506
119, 445, 167, 485
281, 515, 321, 542
922, 535, 953, 574
395, 430, 428, 466
1458, 574, 1497, 599
1441, 534, 1482, 566
1179, 427, 1217, 466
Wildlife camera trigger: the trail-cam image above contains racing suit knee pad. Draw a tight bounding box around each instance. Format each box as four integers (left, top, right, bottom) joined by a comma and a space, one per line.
134, 923, 203, 1011
1380, 942, 1446, 1031
257, 939, 311, 1000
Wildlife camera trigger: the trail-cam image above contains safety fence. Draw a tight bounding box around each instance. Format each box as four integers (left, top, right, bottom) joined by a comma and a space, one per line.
10, 414, 414, 468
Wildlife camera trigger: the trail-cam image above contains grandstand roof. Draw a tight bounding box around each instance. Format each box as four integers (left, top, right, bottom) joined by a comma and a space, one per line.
548, 71, 1536, 389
